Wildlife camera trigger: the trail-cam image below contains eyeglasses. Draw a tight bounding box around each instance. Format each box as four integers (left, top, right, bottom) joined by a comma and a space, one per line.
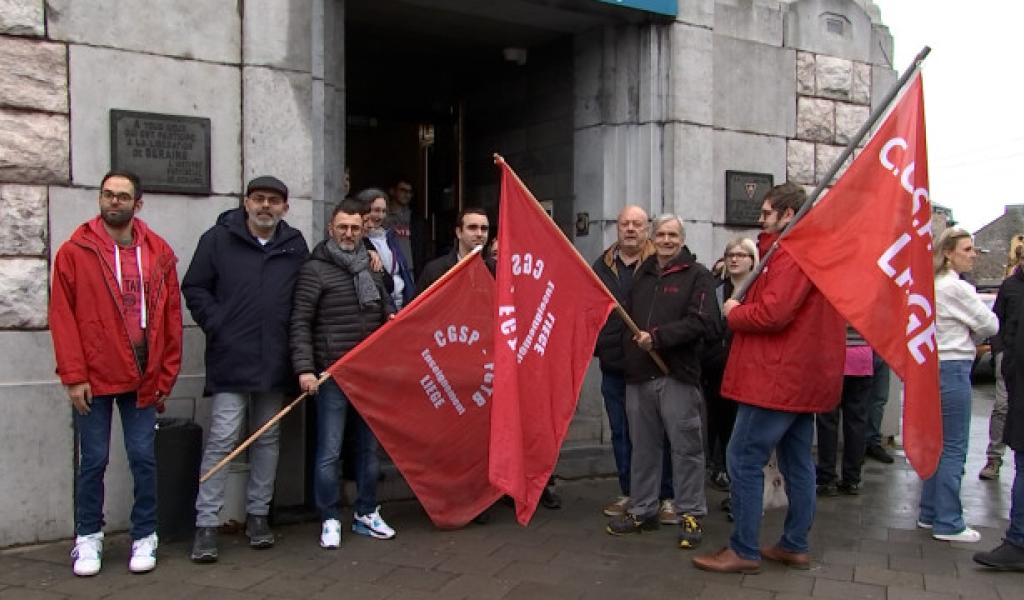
725, 252, 753, 260
249, 193, 286, 206
100, 189, 134, 204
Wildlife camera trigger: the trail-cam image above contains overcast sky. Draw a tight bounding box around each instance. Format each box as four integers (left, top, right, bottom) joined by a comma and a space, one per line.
873, 0, 1023, 234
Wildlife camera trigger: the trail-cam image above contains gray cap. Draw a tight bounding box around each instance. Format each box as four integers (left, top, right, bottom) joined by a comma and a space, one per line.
246, 175, 288, 200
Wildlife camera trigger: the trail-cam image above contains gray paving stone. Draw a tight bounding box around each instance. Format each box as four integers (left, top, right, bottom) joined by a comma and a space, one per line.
435, 573, 516, 600
0, 590, 67, 600
858, 538, 923, 558
889, 555, 959, 575
821, 549, 888, 568
501, 580, 586, 600
811, 578, 885, 600
698, 581, 771, 600
923, 573, 1001, 599
184, 564, 277, 590
311, 580, 391, 600
740, 570, 814, 594
379, 565, 456, 592
434, 552, 514, 577
313, 557, 396, 582
885, 588, 958, 600
853, 564, 924, 589
249, 573, 333, 597
489, 543, 559, 564
791, 562, 854, 582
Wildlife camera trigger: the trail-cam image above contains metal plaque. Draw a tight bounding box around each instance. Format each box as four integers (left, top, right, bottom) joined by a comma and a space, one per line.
110, 110, 211, 195
725, 170, 774, 227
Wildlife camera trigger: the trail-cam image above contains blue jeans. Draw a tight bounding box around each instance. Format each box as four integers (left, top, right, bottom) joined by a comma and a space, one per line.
727, 404, 816, 561
75, 392, 157, 540
1009, 449, 1024, 547
601, 370, 673, 499
314, 378, 380, 519
919, 360, 972, 535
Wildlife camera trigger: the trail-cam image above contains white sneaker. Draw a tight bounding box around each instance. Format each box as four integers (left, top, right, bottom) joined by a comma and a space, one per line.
129, 532, 158, 573
71, 532, 103, 577
352, 506, 396, 540
933, 527, 981, 543
916, 520, 933, 529
320, 519, 341, 549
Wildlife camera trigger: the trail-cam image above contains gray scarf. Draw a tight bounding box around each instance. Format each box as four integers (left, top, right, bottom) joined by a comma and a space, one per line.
324, 239, 381, 308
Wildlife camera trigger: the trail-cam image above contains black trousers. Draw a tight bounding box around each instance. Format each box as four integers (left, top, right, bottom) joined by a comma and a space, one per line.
816, 374, 873, 486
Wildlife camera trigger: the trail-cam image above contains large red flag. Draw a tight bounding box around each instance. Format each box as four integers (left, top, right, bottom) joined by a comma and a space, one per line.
490, 158, 618, 524
779, 73, 940, 477
329, 254, 503, 528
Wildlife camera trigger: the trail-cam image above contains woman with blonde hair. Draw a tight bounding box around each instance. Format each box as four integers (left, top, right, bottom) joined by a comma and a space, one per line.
703, 237, 759, 492
919, 227, 998, 542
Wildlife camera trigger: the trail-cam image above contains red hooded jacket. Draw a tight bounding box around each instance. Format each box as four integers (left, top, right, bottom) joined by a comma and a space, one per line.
50, 216, 182, 408
720, 232, 844, 413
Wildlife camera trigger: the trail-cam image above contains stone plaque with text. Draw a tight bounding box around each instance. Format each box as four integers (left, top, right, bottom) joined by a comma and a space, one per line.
110, 110, 211, 194
725, 170, 773, 227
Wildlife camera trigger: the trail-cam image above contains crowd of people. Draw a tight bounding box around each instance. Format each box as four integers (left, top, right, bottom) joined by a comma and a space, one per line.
49, 172, 1024, 577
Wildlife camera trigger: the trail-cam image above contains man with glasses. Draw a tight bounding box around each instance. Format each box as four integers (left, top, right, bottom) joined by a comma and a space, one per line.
51, 171, 182, 576
183, 176, 309, 562
386, 179, 424, 274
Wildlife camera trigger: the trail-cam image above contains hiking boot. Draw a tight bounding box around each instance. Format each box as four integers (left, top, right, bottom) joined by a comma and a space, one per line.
837, 481, 861, 495
246, 514, 275, 548
353, 506, 396, 540
678, 514, 703, 550
865, 444, 894, 464
816, 482, 838, 497
979, 458, 1002, 480
606, 513, 659, 535
974, 541, 1024, 571
320, 519, 341, 549
129, 532, 158, 573
71, 532, 103, 577
659, 499, 680, 525
603, 496, 629, 517
190, 527, 218, 563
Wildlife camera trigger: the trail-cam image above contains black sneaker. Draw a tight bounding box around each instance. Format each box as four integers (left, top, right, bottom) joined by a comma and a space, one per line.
540, 486, 562, 510
974, 541, 1024, 571
190, 527, 218, 563
719, 497, 733, 522
837, 481, 861, 495
606, 513, 659, 535
678, 514, 703, 549
865, 444, 894, 464
245, 514, 275, 549
816, 482, 838, 497
709, 471, 730, 492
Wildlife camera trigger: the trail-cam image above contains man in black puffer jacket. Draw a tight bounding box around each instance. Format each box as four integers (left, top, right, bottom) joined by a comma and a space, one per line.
290, 198, 396, 549
606, 213, 720, 552
184, 176, 308, 562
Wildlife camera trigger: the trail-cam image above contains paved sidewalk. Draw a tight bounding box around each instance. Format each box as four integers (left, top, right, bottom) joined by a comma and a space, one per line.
1, 383, 1020, 599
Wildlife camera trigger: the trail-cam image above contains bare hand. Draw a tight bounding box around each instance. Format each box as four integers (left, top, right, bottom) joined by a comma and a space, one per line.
67, 382, 92, 415
299, 373, 320, 395
368, 250, 383, 272
634, 331, 653, 352
723, 298, 741, 316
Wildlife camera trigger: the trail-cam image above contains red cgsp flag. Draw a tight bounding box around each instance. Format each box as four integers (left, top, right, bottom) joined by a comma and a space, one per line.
491, 158, 617, 524
780, 72, 940, 478
329, 254, 503, 528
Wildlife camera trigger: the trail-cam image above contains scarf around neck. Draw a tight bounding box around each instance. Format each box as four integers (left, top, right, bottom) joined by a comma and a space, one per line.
324, 239, 381, 308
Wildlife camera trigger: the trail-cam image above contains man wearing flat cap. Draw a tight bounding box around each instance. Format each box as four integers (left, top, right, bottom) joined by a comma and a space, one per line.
183, 176, 309, 562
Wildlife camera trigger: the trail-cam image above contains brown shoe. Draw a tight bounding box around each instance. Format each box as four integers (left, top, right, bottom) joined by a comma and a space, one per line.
692, 546, 760, 574
761, 545, 810, 569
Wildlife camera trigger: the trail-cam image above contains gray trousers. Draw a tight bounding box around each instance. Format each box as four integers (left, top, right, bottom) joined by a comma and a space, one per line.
626, 377, 707, 519
987, 352, 1008, 460
195, 392, 284, 527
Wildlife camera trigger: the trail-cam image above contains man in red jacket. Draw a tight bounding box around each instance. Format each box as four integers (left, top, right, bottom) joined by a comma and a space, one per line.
50, 171, 183, 577
693, 182, 844, 574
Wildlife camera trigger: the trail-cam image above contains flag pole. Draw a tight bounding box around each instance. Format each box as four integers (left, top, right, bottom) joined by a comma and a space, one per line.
731, 45, 931, 301
493, 154, 670, 375
199, 372, 331, 483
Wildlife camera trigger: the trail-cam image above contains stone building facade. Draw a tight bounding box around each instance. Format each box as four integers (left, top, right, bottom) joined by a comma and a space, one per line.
973, 205, 1024, 287
0, 0, 895, 546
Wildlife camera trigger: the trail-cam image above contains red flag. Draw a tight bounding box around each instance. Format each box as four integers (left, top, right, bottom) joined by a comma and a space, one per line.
779, 73, 940, 477
490, 159, 617, 524
329, 254, 503, 528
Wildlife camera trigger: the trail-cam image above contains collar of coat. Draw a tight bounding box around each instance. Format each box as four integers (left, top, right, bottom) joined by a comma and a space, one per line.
601, 239, 656, 275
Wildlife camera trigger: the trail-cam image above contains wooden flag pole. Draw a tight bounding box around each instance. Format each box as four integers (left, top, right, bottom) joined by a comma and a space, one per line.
731, 45, 932, 302
199, 371, 332, 483
493, 154, 670, 375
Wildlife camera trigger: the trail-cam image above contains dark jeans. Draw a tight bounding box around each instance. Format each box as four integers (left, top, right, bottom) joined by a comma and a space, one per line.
816, 374, 872, 486
601, 370, 672, 499
75, 392, 157, 540
314, 378, 380, 519
704, 368, 736, 474
866, 355, 890, 447
1009, 449, 1024, 547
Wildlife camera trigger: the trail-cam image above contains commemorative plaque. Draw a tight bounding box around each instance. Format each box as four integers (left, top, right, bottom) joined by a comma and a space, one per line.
725, 170, 773, 227
110, 110, 211, 194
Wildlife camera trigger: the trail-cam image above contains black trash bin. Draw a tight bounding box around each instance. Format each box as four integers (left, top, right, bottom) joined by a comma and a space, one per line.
155, 418, 202, 542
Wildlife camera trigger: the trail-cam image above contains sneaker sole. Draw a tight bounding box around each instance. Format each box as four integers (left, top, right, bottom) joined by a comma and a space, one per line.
319, 541, 340, 549
129, 563, 156, 574
190, 552, 218, 564
603, 509, 626, 517
72, 567, 100, 577
973, 556, 1024, 570
249, 538, 275, 549
352, 524, 395, 540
